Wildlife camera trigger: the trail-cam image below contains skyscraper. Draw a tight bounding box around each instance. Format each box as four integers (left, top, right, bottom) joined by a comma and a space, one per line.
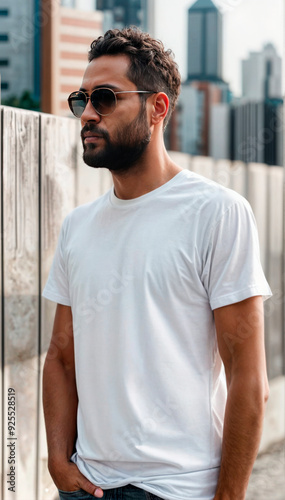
168, 0, 231, 157
187, 0, 223, 82
242, 43, 282, 101
97, 0, 148, 31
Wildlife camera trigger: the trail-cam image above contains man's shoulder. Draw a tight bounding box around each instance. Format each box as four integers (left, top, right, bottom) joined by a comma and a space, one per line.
180, 169, 250, 219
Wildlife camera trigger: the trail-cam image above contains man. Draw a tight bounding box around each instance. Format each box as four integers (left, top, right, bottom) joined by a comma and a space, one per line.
42, 28, 272, 500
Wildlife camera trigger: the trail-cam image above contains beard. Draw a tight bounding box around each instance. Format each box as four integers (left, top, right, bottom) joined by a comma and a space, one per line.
81, 106, 151, 174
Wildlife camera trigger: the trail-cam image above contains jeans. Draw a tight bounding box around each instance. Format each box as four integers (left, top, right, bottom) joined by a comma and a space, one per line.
58, 484, 164, 500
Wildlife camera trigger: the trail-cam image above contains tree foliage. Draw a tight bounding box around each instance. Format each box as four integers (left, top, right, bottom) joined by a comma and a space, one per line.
2, 90, 41, 111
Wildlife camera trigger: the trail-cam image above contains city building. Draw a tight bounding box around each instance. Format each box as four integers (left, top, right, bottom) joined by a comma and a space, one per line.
42, 1, 103, 115
178, 85, 202, 155
166, 81, 223, 157
242, 43, 282, 101
181, 1, 283, 166
167, 0, 229, 156
165, 85, 202, 155
189, 80, 222, 156
0, 0, 40, 101
187, 0, 223, 83
0, 0, 102, 111
97, 0, 149, 32
210, 98, 283, 166
231, 100, 283, 166
210, 42, 283, 166
209, 102, 230, 160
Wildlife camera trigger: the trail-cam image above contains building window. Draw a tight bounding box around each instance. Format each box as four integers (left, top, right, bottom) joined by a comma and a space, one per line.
1, 82, 9, 90
0, 34, 9, 41
0, 59, 9, 66
0, 9, 9, 16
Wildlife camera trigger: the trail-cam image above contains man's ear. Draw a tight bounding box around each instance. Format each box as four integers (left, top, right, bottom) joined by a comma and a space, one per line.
150, 92, 169, 125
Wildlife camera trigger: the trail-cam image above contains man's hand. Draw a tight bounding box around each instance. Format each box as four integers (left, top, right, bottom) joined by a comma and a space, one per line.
49, 460, 104, 498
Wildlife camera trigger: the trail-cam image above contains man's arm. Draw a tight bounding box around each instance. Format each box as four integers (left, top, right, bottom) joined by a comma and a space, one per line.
42, 304, 104, 498
213, 296, 269, 500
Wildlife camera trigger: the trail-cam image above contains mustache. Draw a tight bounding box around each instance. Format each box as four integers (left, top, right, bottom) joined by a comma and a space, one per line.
81, 123, 110, 142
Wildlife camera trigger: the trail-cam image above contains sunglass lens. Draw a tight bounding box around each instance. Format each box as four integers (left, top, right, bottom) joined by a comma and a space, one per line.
91, 89, 116, 116
68, 92, 87, 118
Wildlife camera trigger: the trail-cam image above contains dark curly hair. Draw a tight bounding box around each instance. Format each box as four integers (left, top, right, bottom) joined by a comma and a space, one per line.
88, 27, 181, 128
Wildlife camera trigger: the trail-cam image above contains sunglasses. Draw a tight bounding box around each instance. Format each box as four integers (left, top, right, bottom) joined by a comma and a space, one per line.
68, 87, 156, 118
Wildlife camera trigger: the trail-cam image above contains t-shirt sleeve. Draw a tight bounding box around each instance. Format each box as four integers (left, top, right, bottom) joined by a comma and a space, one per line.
42, 217, 71, 306
202, 197, 272, 310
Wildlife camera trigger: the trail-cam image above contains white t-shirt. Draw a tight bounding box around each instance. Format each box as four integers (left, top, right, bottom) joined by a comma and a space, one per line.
43, 169, 272, 500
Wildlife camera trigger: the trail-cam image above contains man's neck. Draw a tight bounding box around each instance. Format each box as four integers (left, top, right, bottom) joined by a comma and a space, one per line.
111, 148, 182, 200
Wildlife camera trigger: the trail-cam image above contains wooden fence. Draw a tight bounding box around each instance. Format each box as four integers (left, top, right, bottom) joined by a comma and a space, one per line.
0, 105, 284, 500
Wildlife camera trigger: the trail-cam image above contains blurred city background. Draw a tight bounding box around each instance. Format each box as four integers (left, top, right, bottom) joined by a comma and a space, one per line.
0, 1, 284, 499
0, 0, 284, 166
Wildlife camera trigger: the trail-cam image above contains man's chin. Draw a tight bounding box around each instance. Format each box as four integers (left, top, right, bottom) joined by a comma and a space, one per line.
83, 153, 106, 169
82, 145, 107, 169
82, 153, 133, 173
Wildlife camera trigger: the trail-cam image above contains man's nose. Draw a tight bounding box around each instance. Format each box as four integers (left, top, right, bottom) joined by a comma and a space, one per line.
80, 98, 101, 126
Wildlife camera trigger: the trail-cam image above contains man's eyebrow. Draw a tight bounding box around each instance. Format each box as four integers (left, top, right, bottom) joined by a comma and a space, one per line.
79, 84, 122, 92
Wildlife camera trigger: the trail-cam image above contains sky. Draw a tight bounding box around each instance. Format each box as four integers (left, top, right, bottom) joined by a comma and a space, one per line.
152, 0, 284, 96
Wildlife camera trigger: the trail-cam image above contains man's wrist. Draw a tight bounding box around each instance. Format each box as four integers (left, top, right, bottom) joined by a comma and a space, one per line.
48, 455, 72, 472
214, 495, 231, 500
214, 487, 246, 500
214, 494, 234, 500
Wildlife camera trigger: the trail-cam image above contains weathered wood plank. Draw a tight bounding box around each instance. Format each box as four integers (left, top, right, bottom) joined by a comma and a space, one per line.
38, 114, 78, 500
265, 167, 284, 379
247, 163, 269, 271
2, 106, 40, 500
0, 107, 3, 499
247, 163, 272, 377
168, 151, 192, 171
213, 159, 232, 188
229, 161, 247, 197
190, 155, 214, 179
